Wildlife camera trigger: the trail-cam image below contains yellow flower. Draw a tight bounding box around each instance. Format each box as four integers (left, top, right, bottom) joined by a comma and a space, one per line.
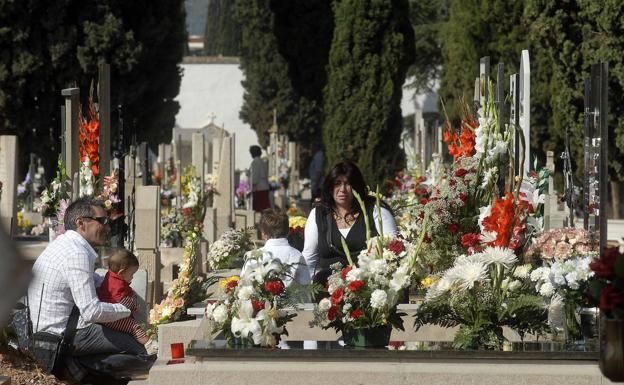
420, 276, 434, 288
219, 275, 240, 290
288, 216, 307, 229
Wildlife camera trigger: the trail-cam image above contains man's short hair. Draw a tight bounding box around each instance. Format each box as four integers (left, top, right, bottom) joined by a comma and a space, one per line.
259, 209, 289, 239
108, 248, 139, 273
64, 197, 106, 231
249, 145, 262, 158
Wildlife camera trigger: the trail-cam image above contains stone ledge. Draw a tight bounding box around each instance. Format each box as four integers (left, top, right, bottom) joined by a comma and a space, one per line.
148, 358, 613, 385
0, 376, 10, 385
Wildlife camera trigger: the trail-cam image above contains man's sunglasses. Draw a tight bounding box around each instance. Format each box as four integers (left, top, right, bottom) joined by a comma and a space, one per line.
82, 216, 110, 226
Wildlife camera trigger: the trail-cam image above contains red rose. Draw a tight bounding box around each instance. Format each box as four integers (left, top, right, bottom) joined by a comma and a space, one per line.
599, 285, 624, 311
455, 168, 468, 177
590, 247, 620, 279
414, 187, 429, 196
264, 280, 285, 296
347, 280, 366, 292
331, 288, 345, 305
351, 309, 364, 319
327, 306, 338, 321
252, 300, 265, 312
448, 224, 459, 234
420, 198, 429, 205
459, 193, 468, 202
341, 266, 352, 280
387, 239, 406, 255
424, 234, 432, 244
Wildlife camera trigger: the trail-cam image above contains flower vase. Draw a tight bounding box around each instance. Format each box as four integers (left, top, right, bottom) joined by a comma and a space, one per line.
600, 317, 624, 381
342, 325, 392, 348
563, 302, 583, 346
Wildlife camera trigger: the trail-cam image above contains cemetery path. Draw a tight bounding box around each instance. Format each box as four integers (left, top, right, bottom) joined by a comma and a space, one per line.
0, 346, 68, 385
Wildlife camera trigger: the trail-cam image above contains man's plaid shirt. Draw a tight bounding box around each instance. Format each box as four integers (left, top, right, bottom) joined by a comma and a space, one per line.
27, 230, 129, 334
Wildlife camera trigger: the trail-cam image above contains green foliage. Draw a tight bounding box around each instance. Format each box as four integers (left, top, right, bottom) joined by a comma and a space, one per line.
235, 0, 329, 147
406, 0, 449, 93
322, 0, 415, 187
204, 0, 241, 56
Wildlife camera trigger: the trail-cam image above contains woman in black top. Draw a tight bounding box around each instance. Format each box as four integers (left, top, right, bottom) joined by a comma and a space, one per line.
302, 161, 397, 290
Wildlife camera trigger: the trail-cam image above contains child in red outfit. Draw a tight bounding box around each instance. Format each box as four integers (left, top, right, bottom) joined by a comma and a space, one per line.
96, 249, 149, 344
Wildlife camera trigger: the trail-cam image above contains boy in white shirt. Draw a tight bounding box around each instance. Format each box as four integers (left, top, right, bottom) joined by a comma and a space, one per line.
241, 209, 311, 288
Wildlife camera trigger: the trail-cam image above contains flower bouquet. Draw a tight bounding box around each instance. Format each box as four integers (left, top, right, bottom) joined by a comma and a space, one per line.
287, 215, 306, 252
416, 246, 548, 350
149, 233, 218, 337
525, 228, 597, 341
36, 157, 71, 218
206, 228, 253, 270
203, 251, 299, 347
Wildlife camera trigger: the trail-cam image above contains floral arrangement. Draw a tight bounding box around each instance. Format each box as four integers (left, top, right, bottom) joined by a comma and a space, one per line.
416, 246, 548, 349
310, 234, 421, 337
206, 228, 253, 270
16, 210, 33, 233
589, 247, 624, 318
36, 157, 71, 218
79, 89, 100, 177
97, 170, 121, 212
236, 178, 250, 201
524, 228, 595, 262
179, 165, 208, 237
160, 208, 183, 247
149, 232, 217, 336
287, 215, 306, 251
203, 251, 298, 347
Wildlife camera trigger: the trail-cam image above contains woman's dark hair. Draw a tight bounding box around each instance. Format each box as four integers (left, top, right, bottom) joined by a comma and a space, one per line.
319, 160, 372, 217
249, 145, 262, 158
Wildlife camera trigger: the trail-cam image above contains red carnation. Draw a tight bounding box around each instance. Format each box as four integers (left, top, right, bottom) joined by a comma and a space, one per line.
459, 193, 468, 203
420, 198, 429, 205
414, 187, 429, 196
599, 285, 624, 311
341, 266, 352, 280
387, 239, 406, 255
448, 224, 459, 234
327, 306, 338, 321
351, 309, 364, 319
424, 234, 432, 243
264, 280, 285, 296
331, 287, 345, 305
455, 168, 468, 178
252, 300, 265, 312
347, 280, 366, 292
590, 247, 620, 279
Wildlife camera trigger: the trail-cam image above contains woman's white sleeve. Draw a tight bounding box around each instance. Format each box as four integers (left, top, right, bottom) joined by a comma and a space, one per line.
302, 208, 319, 279
373, 206, 398, 236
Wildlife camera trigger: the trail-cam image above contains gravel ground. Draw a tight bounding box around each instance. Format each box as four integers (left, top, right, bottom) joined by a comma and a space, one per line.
0, 347, 68, 385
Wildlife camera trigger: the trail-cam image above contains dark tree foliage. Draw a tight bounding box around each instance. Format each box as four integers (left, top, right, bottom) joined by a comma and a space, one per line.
406, 0, 449, 93
323, 0, 415, 187
235, 0, 326, 147
204, 0, 241, 56
0, 0, 186, 176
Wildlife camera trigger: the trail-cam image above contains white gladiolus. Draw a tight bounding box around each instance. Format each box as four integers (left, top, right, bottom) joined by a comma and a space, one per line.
212, 304, 229, 323
237, 285, 253, 300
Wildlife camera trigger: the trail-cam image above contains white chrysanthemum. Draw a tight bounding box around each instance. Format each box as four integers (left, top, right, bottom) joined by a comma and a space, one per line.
480, 246, 517, 268
530, 266, 550, 282
212, 304, 229, 323
539, 282, 554, 297
513, 264, 532, 279
370, 289, 388, 309
369, 259, 389, 276
318, 298, 332, 312
453, 261, 488, 290
389, 265, 411, 291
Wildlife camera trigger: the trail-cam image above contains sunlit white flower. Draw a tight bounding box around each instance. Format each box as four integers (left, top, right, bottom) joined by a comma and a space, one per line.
370, 289, 388, 309
318, 298, 332, 312
453, 261, 488, 290
513, 264, 532, 279
539, 282, 554, 297
479, 247, 517, 268
212, 304, 229, 323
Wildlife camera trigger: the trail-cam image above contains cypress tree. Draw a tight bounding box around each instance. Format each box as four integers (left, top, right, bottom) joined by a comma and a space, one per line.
204, 0, 241, 56
235, 0, 322, 147
323, 0, 415, 188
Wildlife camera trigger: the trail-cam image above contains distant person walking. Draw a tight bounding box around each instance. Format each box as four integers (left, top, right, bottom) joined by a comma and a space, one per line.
249, 145, 271, 212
